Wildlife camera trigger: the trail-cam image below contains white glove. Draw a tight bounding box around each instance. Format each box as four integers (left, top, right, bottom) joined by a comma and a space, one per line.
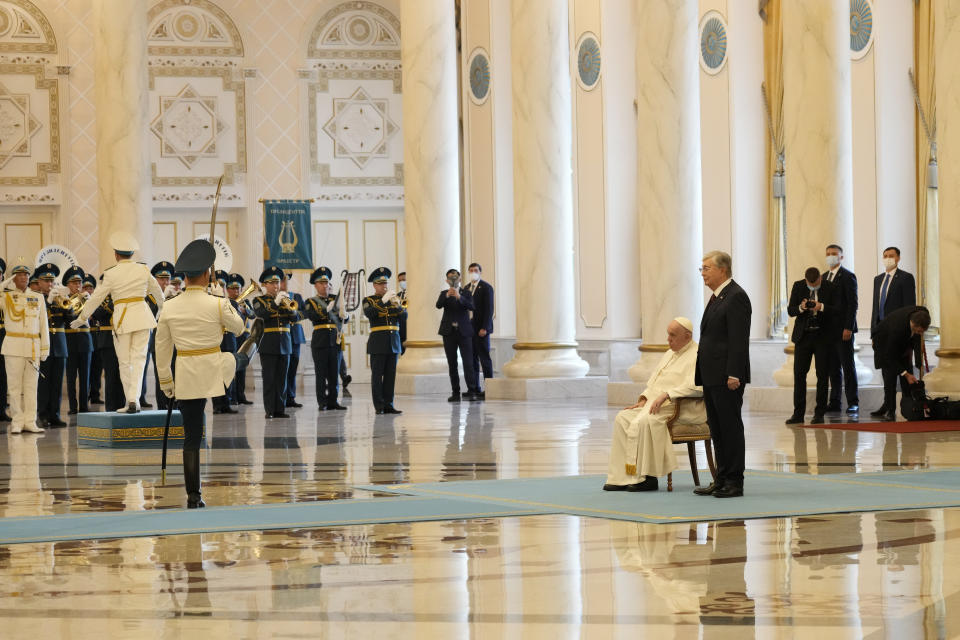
163, 284, 176, 298
274, 293, 284, 306
208, 282, 224, 298
326, 299, 337, 312
82, 292, 90, 300
382, 290, 396, 305
69, 317, 85, 330
160, 380, 175, 398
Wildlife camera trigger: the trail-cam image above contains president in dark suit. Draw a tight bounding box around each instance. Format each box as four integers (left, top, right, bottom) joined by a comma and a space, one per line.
823, 244, 859, 413
465, 262, 494, 385
785, 267, 839, 425
437, 269, 481, 402
694, 251, 751, 499
871, 306, 929, 420
870, 246, 916, 337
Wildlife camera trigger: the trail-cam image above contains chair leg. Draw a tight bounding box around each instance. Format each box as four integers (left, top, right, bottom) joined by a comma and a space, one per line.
667, 472, 673, 492
704, 440, 717, 480
687, 442, 701, 487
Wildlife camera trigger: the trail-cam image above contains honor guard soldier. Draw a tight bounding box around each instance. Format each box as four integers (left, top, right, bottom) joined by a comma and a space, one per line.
72, 231, 165, 413
252, 266, 298, 419
363, 267, 406, 414
156, 239, 263, 508
304, 266, 348, 410
83, 274, 104, 405
149, 261, 175, 410
0, 258, 9, 423
212, 270, 239, 415
35, 263, 69, 428
170, 272, 184, 294
282, 273, 305, 409
227, 273, 255, 406
1, 263, 49, 433
90, 279, 124, 411
63, 266, 93, 415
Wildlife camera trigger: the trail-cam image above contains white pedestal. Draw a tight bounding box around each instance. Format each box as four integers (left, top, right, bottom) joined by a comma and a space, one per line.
485, 376, 608, 401
395, 373, 464, 396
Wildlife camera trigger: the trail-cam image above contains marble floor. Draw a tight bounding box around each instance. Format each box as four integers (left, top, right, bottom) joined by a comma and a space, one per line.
0, 384, 958, 639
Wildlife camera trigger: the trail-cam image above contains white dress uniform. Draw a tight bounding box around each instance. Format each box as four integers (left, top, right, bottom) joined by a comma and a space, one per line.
77, 259, 164, 411
0, 285, 50, 432
606, 340, 706, 485
154, 287, 245, 399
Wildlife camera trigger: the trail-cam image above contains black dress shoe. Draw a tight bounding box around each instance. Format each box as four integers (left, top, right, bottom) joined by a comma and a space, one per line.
448, 393, 461, 403
0, 412, 11, 423
265, 413, 274, 419
239, 399, 254, 405
693, 482, 720, 496
342, 374, 352, 389
286, 401, 303, 408
785, 415, 804, 425
384, 406, 402, 414
46, 418, 67, 428
375, 408, 386, 415
187, 498, 206, 509
223, 407, 238, 414
881, 410, 896, 422
870, 406, 891, 418
810, 414, 825, 424
626, 476, 659, 492
89, 397, 104, 405
602, 483, 632, 491
140, 401, 153, 409
846, 405, 859, 414
825, 403, 842, 413
274, 412, 290, 418
67, 409, 78, 416
327, 403, 347, 410
713, 484, 744, 498
465, 392, 483, 402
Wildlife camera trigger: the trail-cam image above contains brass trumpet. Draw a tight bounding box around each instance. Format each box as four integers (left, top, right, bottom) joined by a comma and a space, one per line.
235, 281, 263, 304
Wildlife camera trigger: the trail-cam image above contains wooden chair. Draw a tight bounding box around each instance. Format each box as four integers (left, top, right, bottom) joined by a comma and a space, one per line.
665, 397, 717, 492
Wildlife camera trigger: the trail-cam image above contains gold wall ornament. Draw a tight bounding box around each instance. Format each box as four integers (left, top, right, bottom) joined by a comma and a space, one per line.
278, 220, 298, 254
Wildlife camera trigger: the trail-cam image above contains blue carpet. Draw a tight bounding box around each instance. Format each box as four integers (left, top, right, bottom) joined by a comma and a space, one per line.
357, 469, 960, 523
0, 497, 545, 545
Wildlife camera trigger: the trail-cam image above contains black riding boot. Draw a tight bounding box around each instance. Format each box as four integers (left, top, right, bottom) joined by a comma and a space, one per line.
183, 448, 205, 508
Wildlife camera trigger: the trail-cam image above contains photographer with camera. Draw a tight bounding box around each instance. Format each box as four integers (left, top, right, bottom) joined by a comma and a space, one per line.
436, 268, 481, 402
785, 267, 840, 425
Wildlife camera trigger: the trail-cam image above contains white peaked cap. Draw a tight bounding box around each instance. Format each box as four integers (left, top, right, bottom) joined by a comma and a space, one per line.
674, 317, 694, 333
109, 230, 140, 253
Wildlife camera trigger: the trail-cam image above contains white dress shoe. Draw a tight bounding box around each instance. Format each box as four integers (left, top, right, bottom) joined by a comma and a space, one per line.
20, 424, 43, 433
9, 425, 22, 434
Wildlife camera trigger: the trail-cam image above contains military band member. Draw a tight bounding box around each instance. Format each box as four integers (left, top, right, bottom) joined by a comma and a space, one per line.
282, 273, 305, 409
397, 271, 407, 354
90, 285, 124, 411
72, 231, 165, 413
63, 266, 93, 415
227, 273, 255, 406
1, 263, 49, 433
212, 270, 239, 415
304, 266, 348, 410
363, 267, 406, 414
36, 264, 69, 428
252, 266, 298, 419
149, 261, 175, 410
0, 259, 8, 423
83, 274, 104, 405
170, 272, 184, 295
156, 240, 262, 508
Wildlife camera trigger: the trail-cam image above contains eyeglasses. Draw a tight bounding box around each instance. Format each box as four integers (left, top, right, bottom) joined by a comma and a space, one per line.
698, 265, 714, 273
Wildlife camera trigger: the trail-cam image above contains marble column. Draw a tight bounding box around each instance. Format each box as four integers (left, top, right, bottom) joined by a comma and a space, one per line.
395, 0, 460, 376
92, 0, 152, 267
925, 0, 960, 392
773, 0, 862, 387
626, 0, 703, 383
500, 0, 587, 379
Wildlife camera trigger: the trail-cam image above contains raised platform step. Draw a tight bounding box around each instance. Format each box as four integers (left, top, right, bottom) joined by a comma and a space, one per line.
76, 410, 199, 449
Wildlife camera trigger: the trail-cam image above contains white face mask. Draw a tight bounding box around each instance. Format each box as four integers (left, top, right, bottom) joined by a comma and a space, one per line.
399, 281, 407, 291
883, 257, 897, 270
825, 255, 840, 268
469, 271, 480, 282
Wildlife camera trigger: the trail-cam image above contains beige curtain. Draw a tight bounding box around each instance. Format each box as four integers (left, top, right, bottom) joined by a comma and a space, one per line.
761, 0, 787, 338
914, 0, 938, 330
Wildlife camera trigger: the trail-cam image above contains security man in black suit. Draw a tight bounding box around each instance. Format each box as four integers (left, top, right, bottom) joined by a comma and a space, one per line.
437, 268, 481, 402
282, 273, 306, 409
363, 267, 406, 414
823, 244, 859, 414
252, 266, 297, 419
465, 262, 495, 388
62, 266, 93, 415
785, 267, 839, 425
871, 306, 929, 421
83, 274, 103, 406
35, 264, 69, 427
149, 261, 175, 409
304, 266, 347, 410
212, 270, 239, 415
694, 251, 751, 498
0, 258, 9, 423
227, 273, 255, 406
870, 246, 916, 337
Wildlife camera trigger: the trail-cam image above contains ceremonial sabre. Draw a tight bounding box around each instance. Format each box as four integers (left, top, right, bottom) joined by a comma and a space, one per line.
161, 396, 174, 485
208, 175, 224, 285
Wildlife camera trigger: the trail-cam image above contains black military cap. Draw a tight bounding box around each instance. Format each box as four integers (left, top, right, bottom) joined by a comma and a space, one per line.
368, 266, 391, 284
0, 258, 6, 275
310, 266, 333, 284
151, 261, 175, 278
82, 274, 97, 288
174, 239, 216, 278
227, 273, 244, 289
171, 272, 184, 283
62, 265, 85, 285
35, 262, 60, 281
259, 265, 285, 283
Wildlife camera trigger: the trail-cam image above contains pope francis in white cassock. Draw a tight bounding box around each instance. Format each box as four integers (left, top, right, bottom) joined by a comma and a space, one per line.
604, 317, 706, 492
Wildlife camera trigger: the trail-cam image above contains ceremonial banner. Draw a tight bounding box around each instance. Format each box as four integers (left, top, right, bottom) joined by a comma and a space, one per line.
262, 200, 313, 271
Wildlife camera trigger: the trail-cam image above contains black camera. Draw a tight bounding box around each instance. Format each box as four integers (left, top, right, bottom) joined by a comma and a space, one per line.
804, 300, 817, 310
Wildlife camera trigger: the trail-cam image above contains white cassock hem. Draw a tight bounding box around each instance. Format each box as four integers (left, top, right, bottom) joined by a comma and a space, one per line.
605, 404, 678, 485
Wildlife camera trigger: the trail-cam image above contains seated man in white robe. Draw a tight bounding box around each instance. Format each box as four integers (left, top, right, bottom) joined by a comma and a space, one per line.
604, 317, 705, 492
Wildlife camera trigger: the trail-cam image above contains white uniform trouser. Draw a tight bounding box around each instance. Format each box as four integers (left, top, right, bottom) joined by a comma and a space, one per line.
113, 330, 150, 408
606, 404, 677, 485
6, 356, 39, 430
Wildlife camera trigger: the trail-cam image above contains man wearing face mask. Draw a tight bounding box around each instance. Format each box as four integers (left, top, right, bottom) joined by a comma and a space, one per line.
464, 262, 494, 389
785, 267, 840, 425
822, 244, 859, 415
436, 268, 481, 402
870, 247, 916, 337
397, 271, 407, 354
